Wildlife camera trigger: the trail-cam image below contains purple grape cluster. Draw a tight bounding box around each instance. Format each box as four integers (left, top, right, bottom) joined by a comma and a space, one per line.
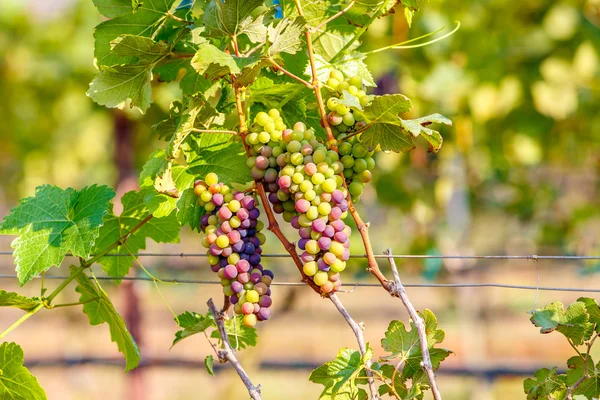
194, 173, 273, 327
247, 110, 353, 294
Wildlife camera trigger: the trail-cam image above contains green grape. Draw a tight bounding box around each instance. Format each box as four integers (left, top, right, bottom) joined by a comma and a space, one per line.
336, 104, 349, 115
349, 76, 363, 87
255, 111, 270, 126
330, 70, 344, 82
348, 181, 364, 197
342, 112, 355, 126
353, 158, 367, 173
327, 97, 339, 111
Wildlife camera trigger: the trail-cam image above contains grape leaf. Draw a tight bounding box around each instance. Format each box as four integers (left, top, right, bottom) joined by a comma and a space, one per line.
211, 315, 257, 350
87, 64, 154, 113
203, 0, 264, 38
338, 90, 362, 110
399, 114, 451, 153
191, 43, 241, 77
530, 301, 594, 346
361, 94, 412, 125
110, 35, 169, 62
0, 342, 47, 400
309, 347, 371, 399
73, 266, 140, 371
569, 357, 600, 399
578, 297, 600, 327
92, 0, 133, 18
306, 52, 376, 87
360, 123, 415, 153
238, 14, 268, 43
523, 368, 567, 400
281, 0, 335, 26
94, 191, 180, 281
377, 364, 411, 398
93, 0, 177, 66
154, 58, 189, 82
176, 188, 205, 231
0, 290, 42, 312
0, 185, 115, 285
381, 310, 452, 381
183, 133, 252, 185
313, 28, 361, 61
180, 65, 214, 95
172, 311, 215, 347
205, 355, 215, 376
268, 17, 307, 56
139, 151, 195, 217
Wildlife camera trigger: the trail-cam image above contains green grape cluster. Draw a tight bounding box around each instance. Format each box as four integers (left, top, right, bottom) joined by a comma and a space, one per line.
246, 110, 353, 294
324, 70, 372, 137
338, 139, 375, 203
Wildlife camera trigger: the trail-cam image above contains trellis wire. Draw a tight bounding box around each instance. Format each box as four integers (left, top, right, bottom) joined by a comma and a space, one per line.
1, 251, 599, 260
1, 274, 599, 293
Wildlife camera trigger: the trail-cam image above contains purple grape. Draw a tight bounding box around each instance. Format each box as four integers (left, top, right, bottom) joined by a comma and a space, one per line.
323, 225, 335, 238
334, 232, 348, 243
230, 294, 239, 304
318, 259, 330, 271
257, 308, 271, 321
258, 295, 272, 308
249, 253, 261, 266
242, 196, 256, 209
210, 264, 220, 273
332, 190, 345, 204
291, 216, 301, 229
298, 238, 308, 250
223, 264, 238, 279
212, 193, 224, 206
330, 207, 342, 220
236, 259, 250, 272
263, 270, 274, 279
312, 219, 326, 233
299, 227, 311, 239
318, 237, 332, 250
296, 199, 310, 213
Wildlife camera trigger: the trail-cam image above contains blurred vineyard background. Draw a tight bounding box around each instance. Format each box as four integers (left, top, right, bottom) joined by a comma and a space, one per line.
0, 0, 599, 399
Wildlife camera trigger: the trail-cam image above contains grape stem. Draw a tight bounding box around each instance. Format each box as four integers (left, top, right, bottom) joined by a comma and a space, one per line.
329, 294, 379, 400
207, 298, 262, 400
190, 128, 238, 135
267, 56, 313, 89
310, 1, 356, 33
384, 249, 443, 400
255, 183, 322, 295
293, 0, 336, 147
345, 188, 392, 291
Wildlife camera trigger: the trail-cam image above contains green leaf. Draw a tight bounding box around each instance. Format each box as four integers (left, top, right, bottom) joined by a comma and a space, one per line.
203, 0, 264, 38
338, 90, 362, 111
361, 94, 412, 125
381, 310, 452, 381
94, 191, 180, 281
0, 290, 42, 312
578, 297, 600, 327
268, 17, 307, 56
0, 185, 115, 285
399, 114, 452, 153
523, 368, 567, 400
530, 301, 594, 345
205, 354, 215, 376
0, 342, 47, 400
238, 14, 268, 43
183, 133, 252, 185
176, 188, 205, 231
87, 64, 153, 113
191, 43, 241, 77
92, 0, 133, 18
73, 266, 140, 371
360, 123, 415, 153
210, 315, 257, 350
309, 347, 372, 400
306, 52, 376, 87
110, 35, 169, 62
172, 311, 215, 347
377, 364, 409, 398
93, 0, 177, 66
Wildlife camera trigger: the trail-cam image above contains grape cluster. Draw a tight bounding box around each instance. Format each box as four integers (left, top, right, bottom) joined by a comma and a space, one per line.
325, 70, 372, 137
246, 111, 353, 294
194, 173, 273, 327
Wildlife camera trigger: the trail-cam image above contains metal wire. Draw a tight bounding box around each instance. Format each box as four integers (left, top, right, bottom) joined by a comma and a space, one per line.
1, 251, 599, 260
0, 274, 599, 293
